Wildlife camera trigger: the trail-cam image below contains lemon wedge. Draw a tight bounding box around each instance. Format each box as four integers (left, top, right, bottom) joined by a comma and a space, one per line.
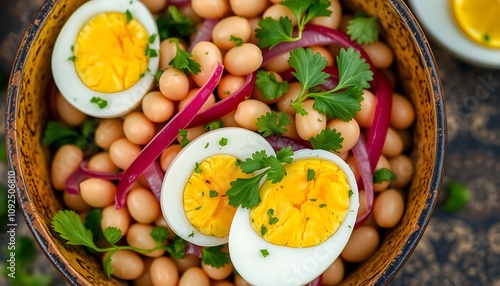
451, 0, 500, 48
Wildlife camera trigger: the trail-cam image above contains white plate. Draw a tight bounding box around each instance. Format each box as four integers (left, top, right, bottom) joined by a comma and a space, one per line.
408, 0, 500, 68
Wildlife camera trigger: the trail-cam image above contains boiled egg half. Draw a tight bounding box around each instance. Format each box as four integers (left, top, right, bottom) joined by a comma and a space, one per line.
51, 0, 159, 118
160, 127, 359, 285
161, 128, 276, 246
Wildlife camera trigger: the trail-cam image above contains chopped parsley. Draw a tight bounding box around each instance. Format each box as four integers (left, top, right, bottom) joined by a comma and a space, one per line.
309, 198, 317, 202
204, 120, 223, 131
260, 249, 270, 257
125, 9, 133, 23
90, 96, 108, 109
145, 46, 159, 58
319, 204, 327, 208
348, 189, 354, 198
195, 206, 202, 210
267, 208, 279, 225
209, 190, 219, 198
194, 162, 202, 173
188, 230, 195, 238
178, 129, 190, 147
260, 225, 268, 236
156, 6, 196, 41
307, 169, 316, 181
149, 33, 158, 44
219, 137, 228, 146
230, 35, 243, 46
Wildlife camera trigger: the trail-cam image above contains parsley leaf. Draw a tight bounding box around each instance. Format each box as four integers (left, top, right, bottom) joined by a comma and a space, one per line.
346, 15, 379, 44
204, 120, 223, 131
227, 148, 293, 208
150, 227, 169, 244
255, 0, 331, 48
42, 120, 100, 155
84, 209, 102, 243
309, 128, 343, 152
202, 245, 230, 268
372, 168, 397, 184
260, 249, 270, 257
51, 210, 98, 250
256, 111, 291, 137
103, 227, 122, 245
156, 6, 196, 41
166, 235, 187, 259
255, 70, 289, 101
289, 47, 373, 121
169, 39, 201, 74
155, 69, 164, 82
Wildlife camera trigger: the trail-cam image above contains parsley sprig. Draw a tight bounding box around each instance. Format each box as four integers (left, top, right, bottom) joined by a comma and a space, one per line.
227, 147, 294, 208
289, 47, 373, 121
255, 0, 332, 49
256, 111, 291, 137
346, 13, 379, 44
255, 70, 289, 101
168, 39, 201, 74
51, 210, 169, 279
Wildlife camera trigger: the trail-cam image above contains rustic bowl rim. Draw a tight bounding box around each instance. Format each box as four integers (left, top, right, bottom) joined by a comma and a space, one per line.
5, 0, 446, 284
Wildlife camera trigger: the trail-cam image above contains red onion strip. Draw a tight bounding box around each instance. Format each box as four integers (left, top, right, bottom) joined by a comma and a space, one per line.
352, 136, 374, 228
142, 160, 165, 201
307, 275, 323, 286
168, 0, 191, 7
188, 72, 255, 128
114, 62, 224, 209
184, 241, 202, 258
65, 161, 123, 194
188, 18, 219, 52
265, 134, 312, 152
366, 72, 393, 171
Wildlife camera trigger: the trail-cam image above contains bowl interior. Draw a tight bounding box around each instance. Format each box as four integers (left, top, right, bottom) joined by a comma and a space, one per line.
5, 0, 445, 285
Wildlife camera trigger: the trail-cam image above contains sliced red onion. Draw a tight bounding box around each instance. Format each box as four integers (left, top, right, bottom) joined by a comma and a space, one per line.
114, 62, 224, 209
265, 134, 312, 152
307, 275, 323, 286
366, 72, 393, 171
65, 161, 123, 194
184, 241, 202, 258
188, 72, 255, 128
188, 18, 219, 52
352, 136, 374, 228
168, 0, 191, 7
143, 159, 165, 201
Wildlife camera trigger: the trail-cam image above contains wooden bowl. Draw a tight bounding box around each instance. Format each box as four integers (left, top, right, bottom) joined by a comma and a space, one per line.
5, 0, 446, 284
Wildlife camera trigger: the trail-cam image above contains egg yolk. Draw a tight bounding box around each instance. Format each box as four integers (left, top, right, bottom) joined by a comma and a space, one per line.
73, 12, 150, 93
250, 158, 350, 248
183, 155, 252, 238
451, 0, 500, 48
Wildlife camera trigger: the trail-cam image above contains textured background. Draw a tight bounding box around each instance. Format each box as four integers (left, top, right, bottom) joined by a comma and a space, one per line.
1, 1, 499, 285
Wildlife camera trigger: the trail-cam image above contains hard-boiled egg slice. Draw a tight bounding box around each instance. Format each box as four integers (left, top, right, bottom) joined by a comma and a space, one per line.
229, 149, 359, 286
51, 0, 159, 118
160, 127, 276, 247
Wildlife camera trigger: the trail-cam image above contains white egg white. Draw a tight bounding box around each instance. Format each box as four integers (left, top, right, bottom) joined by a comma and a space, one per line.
229, 149, 359, 286
51, 0, 159, 118
160, 127, 277, 247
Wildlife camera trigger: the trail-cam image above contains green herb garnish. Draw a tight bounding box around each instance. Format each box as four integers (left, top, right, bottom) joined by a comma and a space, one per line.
255, 70, 289, 101
307, 169, 315, 181
194, 162, 202, 173
346, 14, 379, 44
256, 111, 291, 137
156, 6, 196, 41
125, 9, 133, 23
230, 35, 243, 46
260, 249, 270, 257
255, 0, 332, 49
288, 47, 373, 121
90, 96, 108, 109
372, 168, 397, 184
219, 137, 228, 146
168, 39, 201, 74
309, 128, 344, 152
227, 147, 293, 209
178, 129, 190, 148
201, 245, 230, 269
51, 210, 169, 278
210, 190, 219, 198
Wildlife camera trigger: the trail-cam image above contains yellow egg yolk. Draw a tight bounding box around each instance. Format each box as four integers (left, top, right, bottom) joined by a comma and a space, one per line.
73, 12, 150, 93
250, 158, 351, 248
451, 0, 500, 48
183, 155, 252, 238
